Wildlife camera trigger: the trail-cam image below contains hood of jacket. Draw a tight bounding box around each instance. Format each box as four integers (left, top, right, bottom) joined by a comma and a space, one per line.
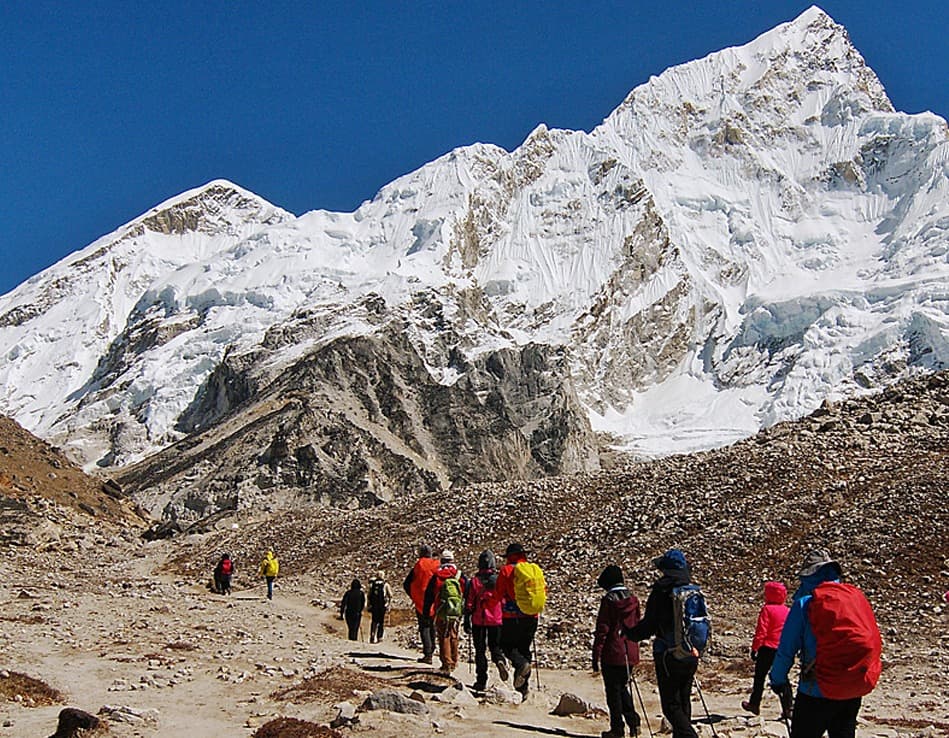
764, 580, 787, 605
435, 563, 459, 580
655, 566, 692, 592
605, 587, 639, 620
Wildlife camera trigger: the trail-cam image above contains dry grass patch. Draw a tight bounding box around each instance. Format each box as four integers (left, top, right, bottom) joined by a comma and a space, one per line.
0, 670, 65, 706
253, 717, 342, 738
270, 666, 391, 705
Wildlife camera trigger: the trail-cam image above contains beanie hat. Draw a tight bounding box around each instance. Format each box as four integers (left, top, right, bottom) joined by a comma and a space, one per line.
478, 550, 497, 571
652, 549, 688, 571
505, 542, 526, 557
419, 544, 433, 558
597, 564, 624, 590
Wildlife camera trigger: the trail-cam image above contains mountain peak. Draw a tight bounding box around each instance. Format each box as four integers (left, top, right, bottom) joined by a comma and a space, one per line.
134, 179, 292, 237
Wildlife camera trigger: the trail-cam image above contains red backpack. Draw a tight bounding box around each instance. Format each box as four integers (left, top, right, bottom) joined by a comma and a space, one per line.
220, 558, 233, 576
807, 582, 882, 699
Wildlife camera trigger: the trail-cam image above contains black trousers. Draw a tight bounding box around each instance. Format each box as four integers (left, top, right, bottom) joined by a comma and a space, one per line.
416, 611, 435, 658
791, 693, 861, 738
369, 608, 386, 642
345, 613, 362, 641
601, 664, 641, 735
748, 646, 777, 709
501, 617, 538, 673
472, 624, 504, 684
655, 653, 698, 738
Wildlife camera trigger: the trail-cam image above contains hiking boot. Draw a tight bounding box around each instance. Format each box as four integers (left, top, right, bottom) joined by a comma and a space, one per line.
741, 700, 760, 715
472, 680, 487, 692
513, 662, 532, 690
601, 732, 624, 738
626, 715, 641, 736
495, 660, 509, 682
417, 655, 433, 664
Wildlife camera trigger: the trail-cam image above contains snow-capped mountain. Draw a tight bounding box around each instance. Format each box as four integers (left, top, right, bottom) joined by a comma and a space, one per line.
2, 7, 947, 516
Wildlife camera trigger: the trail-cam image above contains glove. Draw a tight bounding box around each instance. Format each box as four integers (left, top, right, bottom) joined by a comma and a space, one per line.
462, 615, 472, 634
750, 649, 757, 662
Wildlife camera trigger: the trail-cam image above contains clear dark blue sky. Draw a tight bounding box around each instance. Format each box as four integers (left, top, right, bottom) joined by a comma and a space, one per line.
2, 1, 946, 296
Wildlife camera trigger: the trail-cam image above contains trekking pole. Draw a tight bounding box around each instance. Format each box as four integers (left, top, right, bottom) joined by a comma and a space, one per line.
533, 617, 541, 689
625, 649, 654, 738
630, 670, 654, 738
692, 677, 720, 738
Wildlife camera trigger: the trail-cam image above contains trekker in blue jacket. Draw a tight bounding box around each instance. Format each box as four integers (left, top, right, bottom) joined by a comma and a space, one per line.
770, 549, 861, 738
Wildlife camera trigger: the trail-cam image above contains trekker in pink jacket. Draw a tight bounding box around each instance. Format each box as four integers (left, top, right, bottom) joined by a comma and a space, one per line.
742, 580, 790, 716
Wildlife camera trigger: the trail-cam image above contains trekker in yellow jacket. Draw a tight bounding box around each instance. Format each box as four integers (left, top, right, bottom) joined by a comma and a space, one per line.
259, 550, 279, 600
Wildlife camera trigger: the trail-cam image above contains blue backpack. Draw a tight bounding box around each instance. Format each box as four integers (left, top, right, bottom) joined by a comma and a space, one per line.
669, 584, 711, 659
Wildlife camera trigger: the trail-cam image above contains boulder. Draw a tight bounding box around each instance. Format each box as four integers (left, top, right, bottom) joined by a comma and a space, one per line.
362, 689, 430, 715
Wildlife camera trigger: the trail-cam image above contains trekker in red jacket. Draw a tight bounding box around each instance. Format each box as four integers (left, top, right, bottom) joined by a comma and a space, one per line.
496, 542, 540, 697
422, 550, 466, 674
403, 544, 440, 664
742, 580, 789, 716
592, 564, 642, 738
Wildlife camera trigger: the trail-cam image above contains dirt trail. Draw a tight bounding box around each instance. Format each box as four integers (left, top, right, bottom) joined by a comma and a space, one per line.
0, 536, 944, 737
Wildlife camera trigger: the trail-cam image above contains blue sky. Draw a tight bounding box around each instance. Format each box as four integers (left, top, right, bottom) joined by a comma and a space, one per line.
1, 1, 946, 296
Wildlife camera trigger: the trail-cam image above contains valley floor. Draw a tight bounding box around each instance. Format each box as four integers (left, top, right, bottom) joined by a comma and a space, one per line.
0, 535, 946, 738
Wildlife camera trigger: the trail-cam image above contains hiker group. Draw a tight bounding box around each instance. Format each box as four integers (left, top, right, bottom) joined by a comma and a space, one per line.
212, 543, 882, 738
401, 543, 546, 697
589, 548, 882, 738
396, 544, 881, 738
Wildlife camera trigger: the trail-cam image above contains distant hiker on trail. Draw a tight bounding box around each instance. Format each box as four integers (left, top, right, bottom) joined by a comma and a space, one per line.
623, 549, 707, 738
258, 550, 279, 601
340, 578, 366, 641
770, 549, 882, 738
464, 549, 508, 691
214, 554, 234, 595
497, 542, 547, 697
423, 549, 466, 674
593, 564, 642, 738
742, 580, 789, 717
403, 544, 440, 664
367, 570, 392, 644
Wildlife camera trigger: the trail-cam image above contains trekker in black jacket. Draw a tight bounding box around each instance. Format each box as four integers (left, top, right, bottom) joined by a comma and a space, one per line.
623, 550, 698, 738
340, 579, 365, 641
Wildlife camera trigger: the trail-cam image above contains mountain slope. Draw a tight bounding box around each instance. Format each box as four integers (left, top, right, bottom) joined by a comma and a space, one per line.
0, 7, 947, 518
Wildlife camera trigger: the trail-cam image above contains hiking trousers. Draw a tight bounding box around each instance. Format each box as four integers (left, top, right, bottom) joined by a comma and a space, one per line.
416, 611, 436, 658
369, 607, 386, 642
748, 646, 776, 710
501, 616, 538, 674
436, 618, 460, 671
655, 653, 698, 738
472, 624, 504, 685
601, 664, 640, 736
345, 613, 362, 641
791, 693, 861, 738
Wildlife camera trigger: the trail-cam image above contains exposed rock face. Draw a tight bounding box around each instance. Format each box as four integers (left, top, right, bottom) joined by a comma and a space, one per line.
117, 323, 598, 521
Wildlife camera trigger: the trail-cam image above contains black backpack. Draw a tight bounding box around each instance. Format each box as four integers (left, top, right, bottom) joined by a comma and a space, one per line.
369, 580, 386, 610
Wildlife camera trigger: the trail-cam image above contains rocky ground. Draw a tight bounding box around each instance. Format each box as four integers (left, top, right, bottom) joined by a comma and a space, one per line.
0, 372, 947, 736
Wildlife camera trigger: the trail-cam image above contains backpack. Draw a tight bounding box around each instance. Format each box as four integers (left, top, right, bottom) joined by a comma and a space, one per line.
513, 562, 547, 616
806, 582, 882, 699
438, 576, 464, 620
220, 559, 233, 576
669, 584, 711, 659
369, 580, 386, 611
